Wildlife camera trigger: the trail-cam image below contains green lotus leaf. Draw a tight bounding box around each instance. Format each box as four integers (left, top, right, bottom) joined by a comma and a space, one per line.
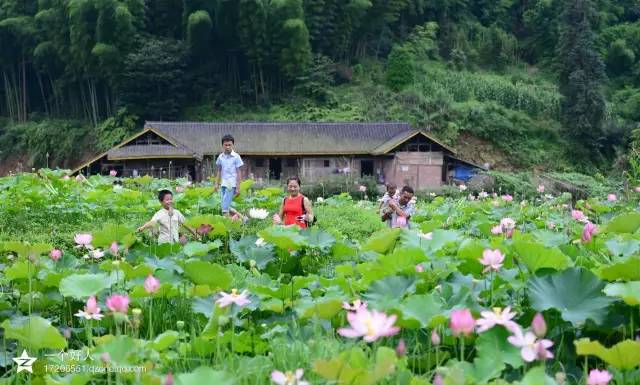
605, 238, 640, 258
603, 281, 640, 305
229, 236, 275, 269
1, 316, 67, 350
575, 338, 640, 370
528, 268, 614, 326
362, 228, 401, 254
152, 330, 179, 351
183, 260, 232, 290
59, 273, 115, 299
513, 239, 573, 272
302, 228, 336, 250
91, 223, 136, 248
177, 366, 235, 385
362, 275, 416, 310
605, 212, 640, 234
257, 226, 306, 250
398, 293, 446, 329
596, 257, 640, 281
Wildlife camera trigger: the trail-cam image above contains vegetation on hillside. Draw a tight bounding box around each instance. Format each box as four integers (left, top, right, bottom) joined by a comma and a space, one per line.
1, 0, 639, 172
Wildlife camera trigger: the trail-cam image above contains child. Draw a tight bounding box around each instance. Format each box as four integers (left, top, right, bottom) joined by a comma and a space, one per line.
137, 189, 197, 244
379, 183, 398, 217
214, 134, 243, 217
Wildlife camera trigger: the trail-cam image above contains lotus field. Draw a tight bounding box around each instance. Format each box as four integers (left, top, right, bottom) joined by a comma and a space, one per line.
1, 170, 640, 385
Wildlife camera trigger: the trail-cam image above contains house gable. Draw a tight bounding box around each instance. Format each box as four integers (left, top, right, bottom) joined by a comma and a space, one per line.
371, 130, 456, 155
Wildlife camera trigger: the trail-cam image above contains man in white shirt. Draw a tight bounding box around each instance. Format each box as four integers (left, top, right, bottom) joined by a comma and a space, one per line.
214, 134, 243, 216
137, 189, 197, 243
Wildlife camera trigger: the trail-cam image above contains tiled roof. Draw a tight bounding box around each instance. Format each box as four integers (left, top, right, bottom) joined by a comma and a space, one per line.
145, 121, 413, 155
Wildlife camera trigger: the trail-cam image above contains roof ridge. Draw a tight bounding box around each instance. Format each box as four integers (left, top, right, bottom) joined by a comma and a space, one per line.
146, 121, 412, 125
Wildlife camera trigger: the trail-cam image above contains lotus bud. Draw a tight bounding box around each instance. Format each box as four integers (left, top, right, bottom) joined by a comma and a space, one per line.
177, 321, 185, 330
395, 339, 406, 357
555, 372, 566, 385
531, 312, 547, 338
433, 373, 444, 385
431, 329, 441, 346
249, 259, 257, 268
132, 308, 142, 317
101, 352, 111, 364
164, 373, 174, 385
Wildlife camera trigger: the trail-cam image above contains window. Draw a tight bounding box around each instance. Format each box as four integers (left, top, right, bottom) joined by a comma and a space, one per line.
324, 160, 330, 167
255, 158, 265, 167
285, 158, 297, 167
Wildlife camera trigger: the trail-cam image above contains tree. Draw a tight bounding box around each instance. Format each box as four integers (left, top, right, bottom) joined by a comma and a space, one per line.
556, 0, 607, 155
385, 45, 414, 92
118, 37, 188, 120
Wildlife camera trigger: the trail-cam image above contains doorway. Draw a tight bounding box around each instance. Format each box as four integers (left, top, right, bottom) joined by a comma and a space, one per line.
361, 160, 374, 177
269, 158, 282, 180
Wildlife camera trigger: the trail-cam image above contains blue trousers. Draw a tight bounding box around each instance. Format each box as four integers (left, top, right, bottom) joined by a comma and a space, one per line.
220, 186, 236, 213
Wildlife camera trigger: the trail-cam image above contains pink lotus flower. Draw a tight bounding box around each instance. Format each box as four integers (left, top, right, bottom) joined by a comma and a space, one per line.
537, 184, 545, 193
271, 369, 310, 385
76, 174, 84, 182
62, 175, 71, 180
508, 326, 554, 362
394, 216, 407, 228
144, 275, 160, 294
433, 374, 444, 385
479, 191, 489, 199
635, 186, 640, 193
582, 221, 597, 243
74, 233, 92, 247
476, 307, 519, 333
500, 218, 516, 230
196, 224, 213, 235
479, 249, 505, 273
415, 264, 425, 273
491, 225, 503, 235
50, 248, 62, 261
164, 373, 174, 385
531, 313, 547, 337
587, 369, 612, 385
106, 294, 130, 314
338, 307, 400, 342
175, 186, 184, 193
502, 194, 513, 202
216, 289, 251, 308
449, 308, 475, 337
101, 352, 111, 363
396, 339, 406, 357
109, 242, 119, 256
273, 214, 282, 224
358, 185, 367, 192
459, 184, 468, 191
572, 210, 587, 222
231, 214, 241, 222
74, 296, 103, 321
607, 194, 617, 202
547, 222, 556, 229
431, 329, 441, 346
179, 235, 188, 245
109, 170, 117, 177
342, 299, 367, 311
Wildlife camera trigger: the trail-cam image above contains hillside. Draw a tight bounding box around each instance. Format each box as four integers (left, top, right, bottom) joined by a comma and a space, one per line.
1, 0, 639, 175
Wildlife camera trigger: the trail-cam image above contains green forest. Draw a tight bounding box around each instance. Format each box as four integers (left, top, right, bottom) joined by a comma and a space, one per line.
1, 0, 640, 173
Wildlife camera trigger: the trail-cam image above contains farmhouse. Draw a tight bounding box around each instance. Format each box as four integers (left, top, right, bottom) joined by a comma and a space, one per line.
74, 122, 482, 190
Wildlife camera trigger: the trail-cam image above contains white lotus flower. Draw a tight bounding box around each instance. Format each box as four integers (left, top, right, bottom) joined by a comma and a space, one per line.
249, 208, 269, 219
255, 238, 266, 247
